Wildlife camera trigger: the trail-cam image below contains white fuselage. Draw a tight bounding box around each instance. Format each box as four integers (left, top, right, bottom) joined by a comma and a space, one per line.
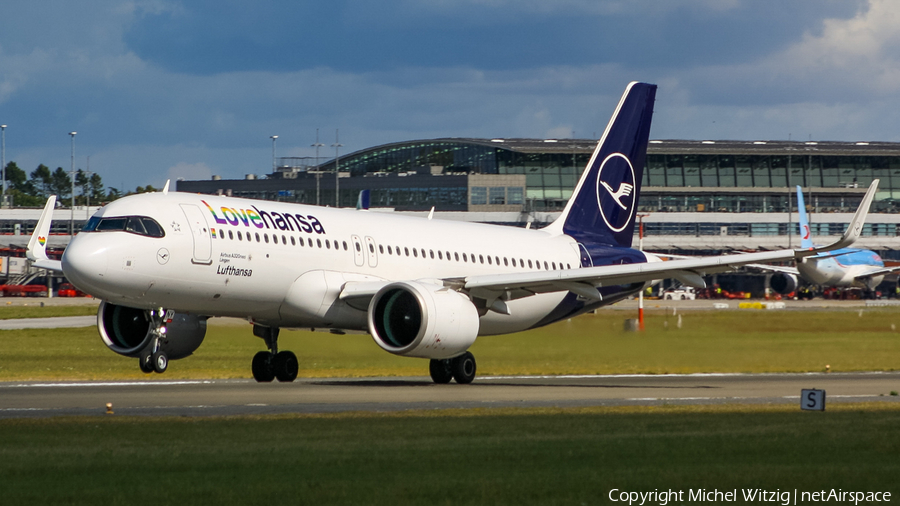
62, 192, 591, 335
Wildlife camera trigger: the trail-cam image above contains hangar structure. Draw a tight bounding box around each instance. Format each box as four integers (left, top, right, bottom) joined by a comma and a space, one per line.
176, 138, 900, 258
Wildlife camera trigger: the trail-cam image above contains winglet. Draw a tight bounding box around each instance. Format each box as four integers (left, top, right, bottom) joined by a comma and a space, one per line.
801, 179, 878, 256
26, 196, 63, 272
163, 179, 171, 195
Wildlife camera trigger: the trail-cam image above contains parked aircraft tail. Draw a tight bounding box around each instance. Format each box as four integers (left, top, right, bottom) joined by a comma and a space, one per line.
545, 81, 656, 248
796, 185, 814, 249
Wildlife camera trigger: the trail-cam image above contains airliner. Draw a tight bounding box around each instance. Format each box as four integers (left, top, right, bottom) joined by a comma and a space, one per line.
25, 82, 879, 384
758, 185, 898, 294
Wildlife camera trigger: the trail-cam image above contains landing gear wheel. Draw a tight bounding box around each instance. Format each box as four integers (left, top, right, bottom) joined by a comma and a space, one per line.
252, 351, 275, 382
273, 351, 299, 382
138, 354, 154, 374
429, 359, 453, 384
451, 352, 476, 384
152, 351, 168, 374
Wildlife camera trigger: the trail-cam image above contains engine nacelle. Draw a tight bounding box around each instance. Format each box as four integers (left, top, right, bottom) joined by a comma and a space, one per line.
97, 301, 207, 360
368, 281, 480, 359
770, 272, 799, 294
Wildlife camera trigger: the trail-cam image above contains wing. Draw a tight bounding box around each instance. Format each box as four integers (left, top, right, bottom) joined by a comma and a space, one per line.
464, 179, 877, 307
26, 196, 63, 272
854, 266, 900, 280
744, 263, 800, 276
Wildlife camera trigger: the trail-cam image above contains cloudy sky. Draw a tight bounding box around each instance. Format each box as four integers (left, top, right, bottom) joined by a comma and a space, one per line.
1, 0, 898, 191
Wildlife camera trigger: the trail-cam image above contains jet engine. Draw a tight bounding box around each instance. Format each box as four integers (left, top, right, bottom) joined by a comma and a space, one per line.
368, 281, 480, 359
97, 301, 207, 359
769, 272, 799, 295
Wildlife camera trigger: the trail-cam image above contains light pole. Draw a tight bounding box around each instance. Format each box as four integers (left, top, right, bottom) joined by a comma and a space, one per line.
85, 156, 92, 221
311, 128, 324, 206
331, 129, 342, 207
69, 132, 77, 237
1, 124, 6, 207
270, 135, 278, 174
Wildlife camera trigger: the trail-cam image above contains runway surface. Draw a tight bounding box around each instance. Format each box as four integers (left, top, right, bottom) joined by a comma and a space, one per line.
2, 372, 899, 418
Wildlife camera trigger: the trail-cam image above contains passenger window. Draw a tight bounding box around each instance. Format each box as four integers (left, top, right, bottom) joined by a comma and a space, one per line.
421, 249, 426, 258
503, 257, 508, 266
429, 250, 434, 259
528, 260, 533, 268
404, 247, 409, 256
487, 256, 491, 265
264, 234, 269, 243
552, 262, 556, 270
438, 251, 443, 260
343, 241, 348, 250
413, 249, 418, 258
326, 240, 332, 249
462, 253, 467, 262
290, 236, 295, 245
510, 258, 516, 267
237, 231, 243, 240
368, 243, 374, 253
544, 261, 549, 270
272, 235, 277, 244
379, 245, 384, 254
479, 255, 484, 264
317, 239, 322, 248
355, 243, 361, 252
282, 235, 286, 244
454, 253, 459, 261
299, 237, 304, 246
388, 246, 393, 255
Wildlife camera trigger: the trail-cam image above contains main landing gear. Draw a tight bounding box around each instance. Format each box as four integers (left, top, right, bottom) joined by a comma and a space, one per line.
429, 352, 477, 384
138, 308, 172, 374
251, 325, 298, 382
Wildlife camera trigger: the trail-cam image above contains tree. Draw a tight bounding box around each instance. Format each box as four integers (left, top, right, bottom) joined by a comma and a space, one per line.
30, 164, 51, 198
49, 167, 72, 202
4, 161, 27, 191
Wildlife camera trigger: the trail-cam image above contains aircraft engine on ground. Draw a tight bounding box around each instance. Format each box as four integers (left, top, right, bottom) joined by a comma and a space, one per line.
97, 301, 207, 359
368, 281, 480, 359
769, 272, 799, 295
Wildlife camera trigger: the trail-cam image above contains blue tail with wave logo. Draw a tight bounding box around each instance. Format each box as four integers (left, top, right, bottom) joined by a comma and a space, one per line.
545, 82, 656, 249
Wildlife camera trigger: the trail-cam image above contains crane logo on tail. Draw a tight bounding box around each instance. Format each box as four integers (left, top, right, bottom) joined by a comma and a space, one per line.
595, 153, 636, 233
600, 181, 634, 210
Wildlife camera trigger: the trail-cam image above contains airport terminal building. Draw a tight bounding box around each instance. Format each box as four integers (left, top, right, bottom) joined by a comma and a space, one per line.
176, 138, 900, 258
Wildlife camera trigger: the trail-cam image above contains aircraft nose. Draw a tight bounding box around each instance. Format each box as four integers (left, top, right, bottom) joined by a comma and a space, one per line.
61, 236, 108, 293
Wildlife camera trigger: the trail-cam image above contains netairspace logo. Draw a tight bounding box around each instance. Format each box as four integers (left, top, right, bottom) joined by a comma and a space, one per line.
608, 488, 892, 505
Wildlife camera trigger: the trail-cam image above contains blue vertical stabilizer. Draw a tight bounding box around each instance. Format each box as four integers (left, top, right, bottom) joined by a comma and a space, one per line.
545, 82, 656, 249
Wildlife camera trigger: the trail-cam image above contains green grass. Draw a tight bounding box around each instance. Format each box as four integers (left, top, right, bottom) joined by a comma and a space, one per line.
0, 304, 97, 319
2, 308, 900, 380
0, 403, 898, 505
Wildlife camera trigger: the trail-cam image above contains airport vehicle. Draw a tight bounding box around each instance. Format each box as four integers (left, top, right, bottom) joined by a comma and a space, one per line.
25, 82, 879, 384
663, 286, 695, 300
756, 185, 898, 294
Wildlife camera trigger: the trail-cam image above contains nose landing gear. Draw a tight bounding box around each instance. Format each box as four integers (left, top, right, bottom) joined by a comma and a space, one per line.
251, 325, 298, 382
137, 308, 172, 374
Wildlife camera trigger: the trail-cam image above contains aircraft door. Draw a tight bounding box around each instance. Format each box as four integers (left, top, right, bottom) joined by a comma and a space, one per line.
350, 235, 365, 267
364, 236, 378, 268
180, 204, 213, 265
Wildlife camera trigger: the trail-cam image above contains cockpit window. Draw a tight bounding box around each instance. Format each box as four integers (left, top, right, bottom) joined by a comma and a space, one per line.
82, 216, 165, 238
